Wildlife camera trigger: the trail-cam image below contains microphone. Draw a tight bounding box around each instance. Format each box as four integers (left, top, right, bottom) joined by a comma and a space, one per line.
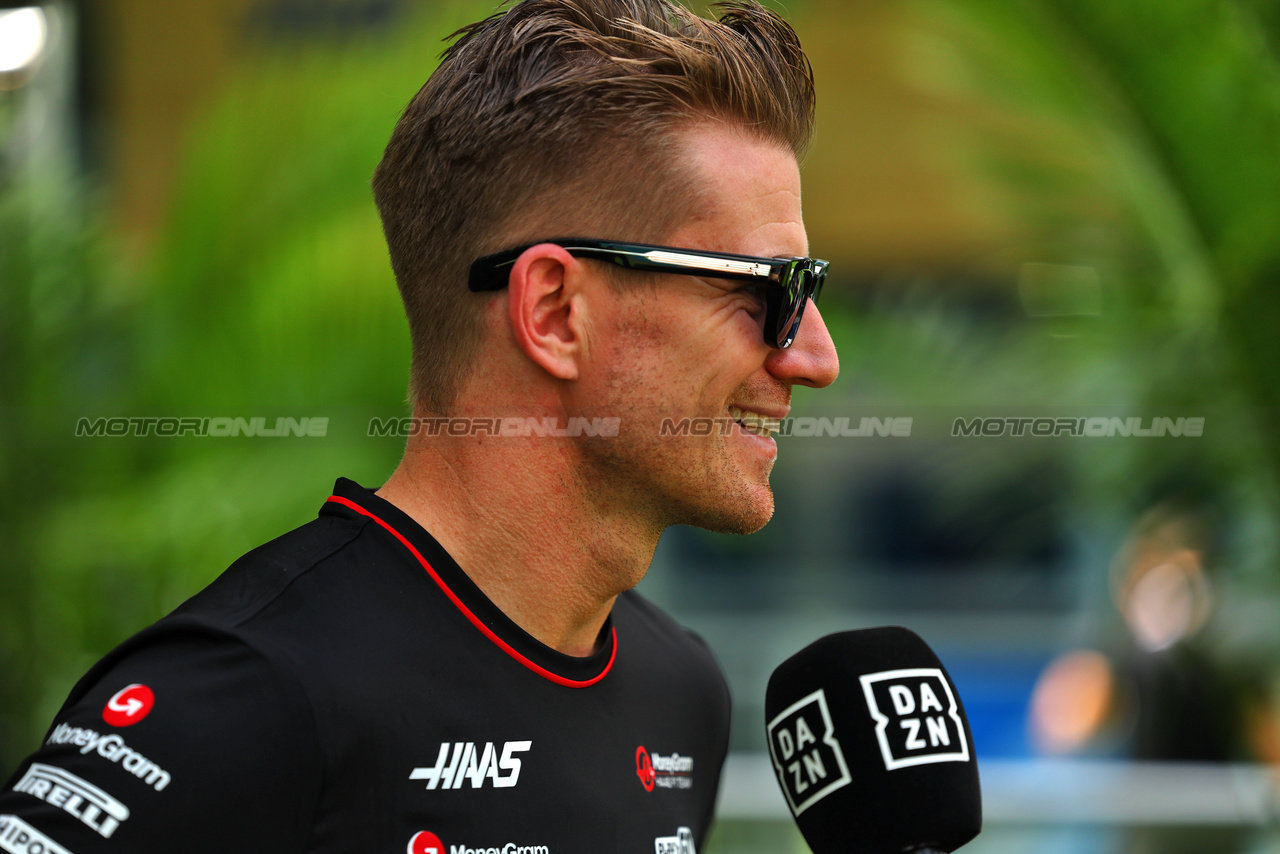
764, 627, 982, 853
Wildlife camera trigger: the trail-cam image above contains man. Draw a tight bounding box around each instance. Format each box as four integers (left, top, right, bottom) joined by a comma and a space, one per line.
0, 0, 837, 851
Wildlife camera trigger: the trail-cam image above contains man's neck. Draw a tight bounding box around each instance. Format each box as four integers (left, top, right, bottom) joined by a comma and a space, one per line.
376, 437, 659, 658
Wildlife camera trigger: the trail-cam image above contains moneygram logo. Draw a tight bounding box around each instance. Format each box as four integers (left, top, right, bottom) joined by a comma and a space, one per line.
635, 745, 693, 791
408, 831, 445, 854
766, 689, 853, 816
409, 741, 530, 790
408, 833, 549, 854
103, 684, 154, 727
46, 722, 171, 791
635, 746, 655, 791
859, 668, 970, 770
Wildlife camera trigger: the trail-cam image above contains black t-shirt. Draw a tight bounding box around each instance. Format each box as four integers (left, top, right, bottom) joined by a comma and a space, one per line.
1, 479, 731, 854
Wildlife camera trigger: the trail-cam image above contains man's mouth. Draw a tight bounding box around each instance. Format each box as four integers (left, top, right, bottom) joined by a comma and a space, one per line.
728, 405, 782, 439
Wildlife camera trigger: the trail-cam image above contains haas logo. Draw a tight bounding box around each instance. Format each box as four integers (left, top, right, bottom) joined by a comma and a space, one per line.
766, 689, 853, 816
103, 684, 154, 728
859, 668, 970, 770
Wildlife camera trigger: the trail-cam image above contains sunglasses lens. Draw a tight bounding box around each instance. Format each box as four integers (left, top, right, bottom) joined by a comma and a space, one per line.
770, 266, 812, 348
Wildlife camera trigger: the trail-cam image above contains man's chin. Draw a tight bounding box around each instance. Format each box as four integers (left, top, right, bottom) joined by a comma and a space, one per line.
680, 484, 775, 535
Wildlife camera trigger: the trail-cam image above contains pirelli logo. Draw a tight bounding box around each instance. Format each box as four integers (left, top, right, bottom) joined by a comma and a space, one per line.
12, 764, 129, 838
0, 815, 73, 854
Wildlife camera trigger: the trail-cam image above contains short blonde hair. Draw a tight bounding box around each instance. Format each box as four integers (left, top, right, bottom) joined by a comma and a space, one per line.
372, 0, 815, 414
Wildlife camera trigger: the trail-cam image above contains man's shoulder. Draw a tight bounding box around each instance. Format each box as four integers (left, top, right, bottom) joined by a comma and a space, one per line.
49, 510, 374, 706
168, 510, 370, 629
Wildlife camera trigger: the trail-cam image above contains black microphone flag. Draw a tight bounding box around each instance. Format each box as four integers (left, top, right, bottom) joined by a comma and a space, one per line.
764, 627, 983, 853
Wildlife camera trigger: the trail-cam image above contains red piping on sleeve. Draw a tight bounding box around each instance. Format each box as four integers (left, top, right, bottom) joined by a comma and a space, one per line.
326, 494, 616, 688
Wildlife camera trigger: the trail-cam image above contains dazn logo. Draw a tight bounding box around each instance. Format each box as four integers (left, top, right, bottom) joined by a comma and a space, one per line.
765, 688, 853, 816
858, 668, 970, 770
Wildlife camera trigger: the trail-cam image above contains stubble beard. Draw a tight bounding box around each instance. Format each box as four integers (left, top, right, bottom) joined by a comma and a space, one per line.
575, 405, 777, 537
579, 296, 778, 536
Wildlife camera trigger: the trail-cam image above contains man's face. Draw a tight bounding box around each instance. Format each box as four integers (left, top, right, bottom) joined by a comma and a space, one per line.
572, 123, 840, 535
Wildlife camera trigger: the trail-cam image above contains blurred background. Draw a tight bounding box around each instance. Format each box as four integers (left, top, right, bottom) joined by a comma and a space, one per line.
3, 0, 1280, 851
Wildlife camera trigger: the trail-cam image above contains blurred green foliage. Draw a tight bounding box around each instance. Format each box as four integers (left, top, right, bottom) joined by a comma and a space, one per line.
1, 1, 488, 767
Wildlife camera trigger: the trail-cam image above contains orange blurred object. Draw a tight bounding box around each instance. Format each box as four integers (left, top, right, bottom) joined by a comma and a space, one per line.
1029, 649, 1115, 754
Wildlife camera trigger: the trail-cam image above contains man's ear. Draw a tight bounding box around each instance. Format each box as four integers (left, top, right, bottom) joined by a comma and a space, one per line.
506, 243, 589, 382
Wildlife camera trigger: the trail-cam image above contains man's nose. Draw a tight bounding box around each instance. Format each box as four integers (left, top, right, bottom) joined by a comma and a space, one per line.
765, 299, 840, 388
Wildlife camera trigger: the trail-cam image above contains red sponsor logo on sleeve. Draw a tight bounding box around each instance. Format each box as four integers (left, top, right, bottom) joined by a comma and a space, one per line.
102, 684, 155, 727
635, 745, 655, 791
408, 830, 445, 854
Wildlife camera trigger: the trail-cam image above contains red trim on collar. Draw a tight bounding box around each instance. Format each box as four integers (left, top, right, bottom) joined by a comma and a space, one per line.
326, 494, 616, 688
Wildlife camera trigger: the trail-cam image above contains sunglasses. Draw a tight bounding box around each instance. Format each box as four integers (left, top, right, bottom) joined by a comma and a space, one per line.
468, 239, 829, 349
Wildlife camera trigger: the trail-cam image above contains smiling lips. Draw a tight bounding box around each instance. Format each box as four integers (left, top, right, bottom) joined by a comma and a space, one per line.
728, 405, 782, 439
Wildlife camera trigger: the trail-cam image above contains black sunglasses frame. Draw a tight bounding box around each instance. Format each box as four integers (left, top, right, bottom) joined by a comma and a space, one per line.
468, 239, 828, 349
